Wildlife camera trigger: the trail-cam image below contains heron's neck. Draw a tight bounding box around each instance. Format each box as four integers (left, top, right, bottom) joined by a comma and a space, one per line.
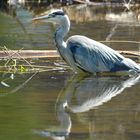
54, 16, 70, 50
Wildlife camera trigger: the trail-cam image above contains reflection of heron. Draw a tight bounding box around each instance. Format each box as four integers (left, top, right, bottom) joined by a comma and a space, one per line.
63, 75, 140, 113
33, 96, 71, 140
32, 9, 140, 74
34, 75, 140, 140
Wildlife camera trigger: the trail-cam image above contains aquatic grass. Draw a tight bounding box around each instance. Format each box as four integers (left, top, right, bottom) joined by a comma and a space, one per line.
0, 46, 62, 74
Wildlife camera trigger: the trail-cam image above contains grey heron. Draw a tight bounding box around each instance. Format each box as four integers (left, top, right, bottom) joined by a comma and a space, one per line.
32, 9, 140, 74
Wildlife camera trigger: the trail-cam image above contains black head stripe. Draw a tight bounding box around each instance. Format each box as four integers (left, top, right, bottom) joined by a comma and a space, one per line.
53, 11, 65, 16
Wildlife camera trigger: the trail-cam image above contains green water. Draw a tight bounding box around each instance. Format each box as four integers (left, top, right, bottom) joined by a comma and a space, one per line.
0, 4, 140, 140
0, 72, 140, 140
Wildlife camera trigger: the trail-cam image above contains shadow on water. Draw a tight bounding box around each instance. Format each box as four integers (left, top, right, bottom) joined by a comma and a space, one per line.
34, 74, 140, 140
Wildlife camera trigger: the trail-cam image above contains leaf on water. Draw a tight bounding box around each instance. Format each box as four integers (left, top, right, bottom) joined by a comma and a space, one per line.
1, 81, 10, 87
10, 74, 14, 80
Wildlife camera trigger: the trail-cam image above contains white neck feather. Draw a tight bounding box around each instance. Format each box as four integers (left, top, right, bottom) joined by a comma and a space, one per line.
54, 15, 70, 50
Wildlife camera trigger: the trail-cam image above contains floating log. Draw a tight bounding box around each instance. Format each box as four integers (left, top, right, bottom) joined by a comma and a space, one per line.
0, 50, 139, 59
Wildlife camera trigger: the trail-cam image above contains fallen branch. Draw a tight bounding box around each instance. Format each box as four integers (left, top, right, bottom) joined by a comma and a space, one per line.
0, 50, 139, 59
118, 50, 140, 57
0, 50, 59, 59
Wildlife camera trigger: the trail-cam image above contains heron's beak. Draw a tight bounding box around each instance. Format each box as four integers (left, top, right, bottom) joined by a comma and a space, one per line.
32, 15, 49, 23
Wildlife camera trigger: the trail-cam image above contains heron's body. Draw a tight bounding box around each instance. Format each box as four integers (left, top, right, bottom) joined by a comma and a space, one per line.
33, 9, 140, 74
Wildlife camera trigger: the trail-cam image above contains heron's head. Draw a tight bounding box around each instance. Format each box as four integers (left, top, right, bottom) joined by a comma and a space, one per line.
32, 9, 68, 25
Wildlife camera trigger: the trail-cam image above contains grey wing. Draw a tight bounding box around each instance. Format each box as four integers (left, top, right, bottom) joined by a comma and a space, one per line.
67, 36, 139, 73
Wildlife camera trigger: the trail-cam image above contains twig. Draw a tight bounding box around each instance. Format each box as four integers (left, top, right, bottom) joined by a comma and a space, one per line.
105, 24, 118, 41
0, 72, 38, 97
1, 46, 34, 69
100, 40, 140, 44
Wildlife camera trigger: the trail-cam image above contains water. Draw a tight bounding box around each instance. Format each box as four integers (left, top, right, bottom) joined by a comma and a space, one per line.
0, 72, 140, 140
0, 4, 140, 140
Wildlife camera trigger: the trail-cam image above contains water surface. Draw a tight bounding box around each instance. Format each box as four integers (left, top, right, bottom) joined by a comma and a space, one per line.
0, 71, 140, 140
